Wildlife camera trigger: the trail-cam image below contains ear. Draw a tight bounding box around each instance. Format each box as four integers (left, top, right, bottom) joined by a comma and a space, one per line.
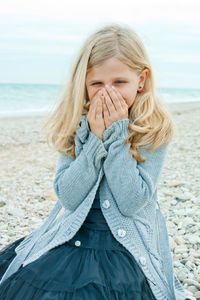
139, 68, 149, 85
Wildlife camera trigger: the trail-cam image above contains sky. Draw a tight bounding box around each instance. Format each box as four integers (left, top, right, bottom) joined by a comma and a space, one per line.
0, 0, 200, 89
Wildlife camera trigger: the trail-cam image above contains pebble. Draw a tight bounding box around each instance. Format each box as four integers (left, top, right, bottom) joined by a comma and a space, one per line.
177, 269, 189, 281
175, 236, 185, 245
184, 279, 200, 290
0, 103, 200, 299
175, 245, 188, 254
188, 285, 199, 293
0, 201, 6, 207
171, 199, 178, 205
7, 206, 25, 217
167, 181, 185, 187
191, 252, 200, 258
175, 192, 194, 201
194, 291, 200, 298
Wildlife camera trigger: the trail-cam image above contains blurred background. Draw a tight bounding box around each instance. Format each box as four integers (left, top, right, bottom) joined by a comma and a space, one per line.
0, 0, 200, 117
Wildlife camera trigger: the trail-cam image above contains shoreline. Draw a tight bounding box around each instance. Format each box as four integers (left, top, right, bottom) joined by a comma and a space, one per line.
0, 100, 200, 121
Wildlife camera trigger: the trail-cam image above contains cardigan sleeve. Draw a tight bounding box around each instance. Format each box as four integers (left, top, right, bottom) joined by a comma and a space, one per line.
102, 118, 168, 217
53, 131, 108, 211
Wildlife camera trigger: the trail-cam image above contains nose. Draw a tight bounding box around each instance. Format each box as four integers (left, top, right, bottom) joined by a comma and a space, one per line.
99, 84, 111, 91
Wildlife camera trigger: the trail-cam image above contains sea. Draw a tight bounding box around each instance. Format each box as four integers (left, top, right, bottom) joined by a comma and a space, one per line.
0, 83, 200, 118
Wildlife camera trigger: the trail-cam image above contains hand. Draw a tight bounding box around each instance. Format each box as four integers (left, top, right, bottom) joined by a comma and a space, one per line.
101, 85, 128, 129
87, 90, 105, 140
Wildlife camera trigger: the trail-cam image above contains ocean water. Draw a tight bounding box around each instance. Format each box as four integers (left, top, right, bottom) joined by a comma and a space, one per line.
0, 83, 200, 118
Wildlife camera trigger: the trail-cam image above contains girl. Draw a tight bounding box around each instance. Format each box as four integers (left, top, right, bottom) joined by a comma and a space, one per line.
0, 23, 187, 300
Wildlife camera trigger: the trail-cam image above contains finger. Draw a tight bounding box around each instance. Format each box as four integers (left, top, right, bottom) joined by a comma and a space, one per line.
102, 88, 116, 115
88, 95, 100, 124
111, 86, 127, 107
89, 91, 101, 112
95, 95, 103, 118
106, 86, 123, 111
102, 96, 110, 118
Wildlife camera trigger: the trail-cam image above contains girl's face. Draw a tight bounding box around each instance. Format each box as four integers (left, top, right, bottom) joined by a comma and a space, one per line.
85, 57, 148, 109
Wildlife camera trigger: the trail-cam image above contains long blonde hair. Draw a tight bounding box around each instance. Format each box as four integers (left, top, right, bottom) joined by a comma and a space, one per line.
41, 23, 175, 162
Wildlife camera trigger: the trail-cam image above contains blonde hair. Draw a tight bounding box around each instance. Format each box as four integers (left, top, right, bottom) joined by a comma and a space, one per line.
41, 23, 175, 162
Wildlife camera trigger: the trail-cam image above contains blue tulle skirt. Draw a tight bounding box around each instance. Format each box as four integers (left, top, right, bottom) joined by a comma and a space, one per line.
0, 225, 156, 300
0, 193, 156, 299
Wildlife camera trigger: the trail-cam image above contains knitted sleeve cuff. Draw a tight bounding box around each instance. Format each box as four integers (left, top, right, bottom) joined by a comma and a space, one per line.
103, 118, 130, 149
83, 130, 108, 169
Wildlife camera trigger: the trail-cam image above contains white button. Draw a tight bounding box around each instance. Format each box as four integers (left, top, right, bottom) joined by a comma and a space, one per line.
117, 229, 126, 237
75, 240, 81, 246
102, 200, 110, 209
139, 256, 146, 266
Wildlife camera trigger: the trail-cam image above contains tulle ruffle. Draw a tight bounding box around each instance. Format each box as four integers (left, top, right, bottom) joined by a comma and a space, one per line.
0, 225, 156, 300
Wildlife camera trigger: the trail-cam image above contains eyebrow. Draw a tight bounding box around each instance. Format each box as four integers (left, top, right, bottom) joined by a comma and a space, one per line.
88, 77, 129, 84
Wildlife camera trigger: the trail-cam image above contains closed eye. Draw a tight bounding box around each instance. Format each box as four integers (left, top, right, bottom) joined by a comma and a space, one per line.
92, 80, 127, 85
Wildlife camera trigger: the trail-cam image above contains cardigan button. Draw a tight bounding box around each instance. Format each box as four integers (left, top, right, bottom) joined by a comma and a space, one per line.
75, 240, 81, 247
139, 256, 147, 266
102, 200, 110, 209
117, 229, 126, 237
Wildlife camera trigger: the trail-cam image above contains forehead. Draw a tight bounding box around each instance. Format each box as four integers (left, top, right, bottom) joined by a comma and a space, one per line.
86, 58, 136, 82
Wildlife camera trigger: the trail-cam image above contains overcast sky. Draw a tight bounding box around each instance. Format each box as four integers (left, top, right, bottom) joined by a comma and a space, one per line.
0, 0, 200, 88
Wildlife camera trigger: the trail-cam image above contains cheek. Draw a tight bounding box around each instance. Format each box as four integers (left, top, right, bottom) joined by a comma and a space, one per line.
118, 90, 130, 104
121, 90, 137, 107
86, 87, 99, 101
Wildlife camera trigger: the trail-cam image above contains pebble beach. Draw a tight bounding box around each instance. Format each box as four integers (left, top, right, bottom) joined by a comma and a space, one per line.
0, 101, 200, 299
